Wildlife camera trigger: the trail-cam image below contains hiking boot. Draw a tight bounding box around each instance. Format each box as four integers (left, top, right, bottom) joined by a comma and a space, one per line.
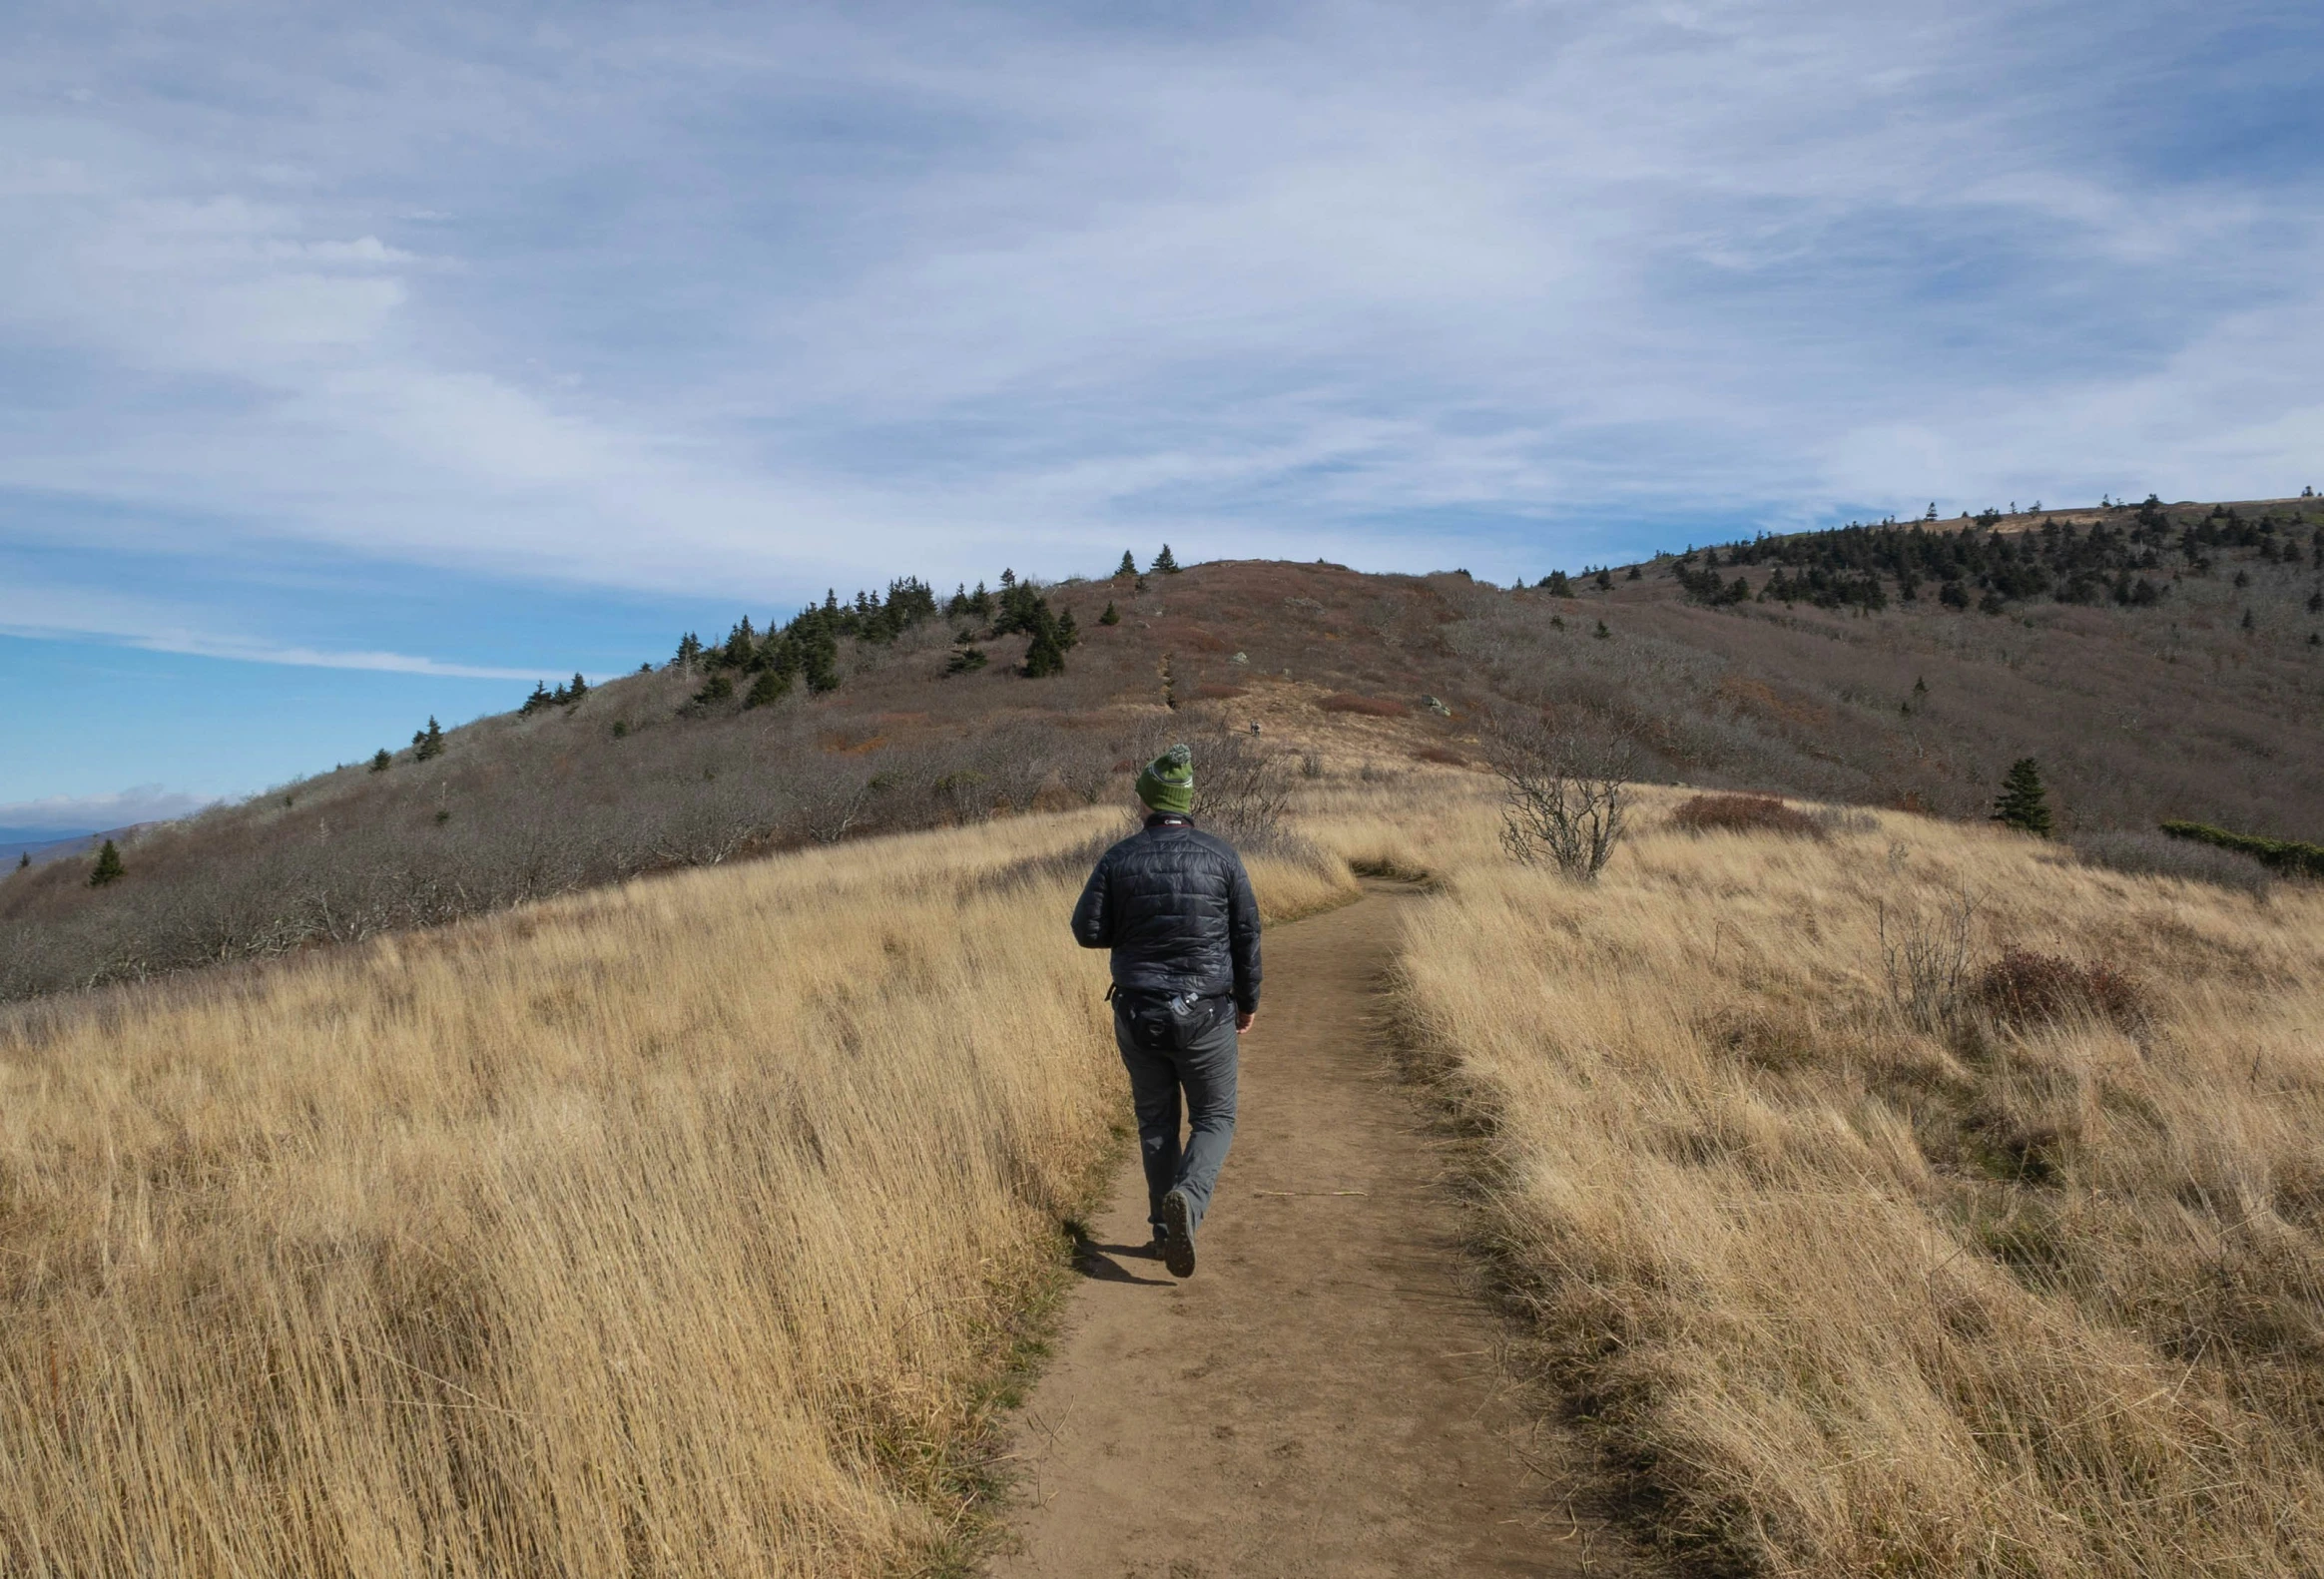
1162, 1189, 1197, 1278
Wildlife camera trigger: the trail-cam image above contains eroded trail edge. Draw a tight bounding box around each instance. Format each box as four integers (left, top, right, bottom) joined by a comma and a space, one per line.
988, 884, 1634, 1578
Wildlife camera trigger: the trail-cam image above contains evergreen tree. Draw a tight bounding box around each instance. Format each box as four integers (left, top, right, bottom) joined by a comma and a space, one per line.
90, 838, 125, 887
16, 850, 29, 872
945, 645, 988, 676
370, 748, 392, 773
1152, 544, 1180, 574
745, 670, 789, 709
693, 672, 735, 705
674, 633, 703, 669
1099, 601, 1121, 626
1540, 570, 1574, 597
1021, 622, 1066, 677
1594, 567, 1613, 591
521, 681, 553, 715
1992, 758, 2053, 836
1116, 551, 1138, 578
412, 717, 445, 761
565, 671, 589, 705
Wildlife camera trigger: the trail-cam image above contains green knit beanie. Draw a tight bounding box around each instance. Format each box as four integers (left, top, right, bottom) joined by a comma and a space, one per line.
1136, 744, 1195, 814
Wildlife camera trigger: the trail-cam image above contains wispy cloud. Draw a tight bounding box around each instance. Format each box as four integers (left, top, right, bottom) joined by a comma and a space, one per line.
0, 785, 215, 834
0, 579, 550, 680
0, 1, 2318, 650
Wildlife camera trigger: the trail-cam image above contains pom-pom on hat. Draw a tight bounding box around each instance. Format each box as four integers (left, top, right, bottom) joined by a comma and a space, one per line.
1136, 744, 1195, 813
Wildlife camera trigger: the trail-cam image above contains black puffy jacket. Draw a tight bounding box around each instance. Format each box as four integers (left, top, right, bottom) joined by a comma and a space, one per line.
1071, 813, 1262, 1011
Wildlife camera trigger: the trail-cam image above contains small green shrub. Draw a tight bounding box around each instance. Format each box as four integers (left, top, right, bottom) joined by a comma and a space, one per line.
2160, 819, 2324, 878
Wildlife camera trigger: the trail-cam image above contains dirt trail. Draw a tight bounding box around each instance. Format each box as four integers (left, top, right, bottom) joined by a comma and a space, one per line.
989, 884, 1634, 1578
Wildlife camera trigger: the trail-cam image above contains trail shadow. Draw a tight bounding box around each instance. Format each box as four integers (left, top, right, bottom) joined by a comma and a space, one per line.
1069, 1228, 1171, 1286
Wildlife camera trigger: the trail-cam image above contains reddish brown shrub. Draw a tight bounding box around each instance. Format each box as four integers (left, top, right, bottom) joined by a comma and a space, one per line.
1320, 693, 1409, 717
1670, 793, 1825, 838
1975, 949, 2148, 1029
1411, 746, 1467, 766
1193, 684, 1247, 700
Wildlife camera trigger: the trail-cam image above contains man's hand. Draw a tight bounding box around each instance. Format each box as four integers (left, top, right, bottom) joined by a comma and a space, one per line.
1236, 1009, 1257, 1033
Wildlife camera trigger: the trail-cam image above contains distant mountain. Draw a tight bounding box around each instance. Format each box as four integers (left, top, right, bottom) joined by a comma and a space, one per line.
0, 827, 110, 868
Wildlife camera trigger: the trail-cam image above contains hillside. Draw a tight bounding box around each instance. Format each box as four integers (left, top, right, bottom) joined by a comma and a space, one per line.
6, 493, 2320, 1001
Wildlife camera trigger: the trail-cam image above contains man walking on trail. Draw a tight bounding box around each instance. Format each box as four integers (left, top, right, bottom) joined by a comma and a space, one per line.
1071, 744, 1261, 1279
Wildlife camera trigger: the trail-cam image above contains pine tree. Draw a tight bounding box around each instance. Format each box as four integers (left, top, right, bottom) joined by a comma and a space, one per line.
90, 838, 125, 886
674, 633, 703, 670
1594, 567, 1613, 591
1152, 544, 1180, 574
1021, 624, 1066, 677
412, 717, 445, 761
1116, 551, 1138, 578
1099, 601, 1121, 626
745, 670, 789, 709
370, 748, 392, 773
521, 681, 553, 715
16, 851, 29, 872
565, 671, 589, 705
1992, 758, 2053, 836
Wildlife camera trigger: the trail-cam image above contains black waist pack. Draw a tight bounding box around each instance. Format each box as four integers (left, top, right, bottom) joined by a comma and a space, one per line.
1109, 985, 1231, 1053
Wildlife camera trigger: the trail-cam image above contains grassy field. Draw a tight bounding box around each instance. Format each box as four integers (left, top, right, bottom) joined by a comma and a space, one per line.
1384, 775, 2324, 1574
0, 807, 1350, 1577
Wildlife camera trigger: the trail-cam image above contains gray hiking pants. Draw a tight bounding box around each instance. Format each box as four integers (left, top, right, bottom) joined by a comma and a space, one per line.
1115, 1007, 1239, 1238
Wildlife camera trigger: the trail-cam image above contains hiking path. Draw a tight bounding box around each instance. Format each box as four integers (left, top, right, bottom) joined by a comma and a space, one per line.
987, 882, 1637, 1578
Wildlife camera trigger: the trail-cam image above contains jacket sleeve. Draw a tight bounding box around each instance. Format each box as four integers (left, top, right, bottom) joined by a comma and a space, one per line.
1070, 853, 1113, 949
1226, 853, 1262, 1011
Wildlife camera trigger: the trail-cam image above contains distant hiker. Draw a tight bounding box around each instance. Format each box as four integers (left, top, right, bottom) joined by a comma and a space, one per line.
1071, 744, 1262, 1278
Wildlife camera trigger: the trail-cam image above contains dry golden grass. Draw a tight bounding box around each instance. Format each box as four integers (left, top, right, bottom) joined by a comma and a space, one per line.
0, 807, 1348, 1577
1370, 776, 2324, 1574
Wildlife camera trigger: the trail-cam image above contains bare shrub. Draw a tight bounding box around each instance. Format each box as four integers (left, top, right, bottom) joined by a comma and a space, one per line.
1879, 888, 1977, 1032
1190, 727, 1294, 851
1485, 716, 1634, 881
1670, 792, 1826, 838
1975, 949, 2148, 1029
2072, 828, 2273, 897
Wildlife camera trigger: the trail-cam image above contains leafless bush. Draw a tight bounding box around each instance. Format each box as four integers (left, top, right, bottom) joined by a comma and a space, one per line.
2071, 828, 2273, 897
1485, 716, 1635, 881
1190, 727, 1294, 851
1879, 888, 1977, 1032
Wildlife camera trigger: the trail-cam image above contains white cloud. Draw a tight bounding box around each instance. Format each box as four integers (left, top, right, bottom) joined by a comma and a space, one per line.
0, 786, 215, 833
0, 0, 2315, 614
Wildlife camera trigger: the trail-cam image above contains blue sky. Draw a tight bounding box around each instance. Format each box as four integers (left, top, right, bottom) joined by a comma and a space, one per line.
4, 0, 2321, 826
